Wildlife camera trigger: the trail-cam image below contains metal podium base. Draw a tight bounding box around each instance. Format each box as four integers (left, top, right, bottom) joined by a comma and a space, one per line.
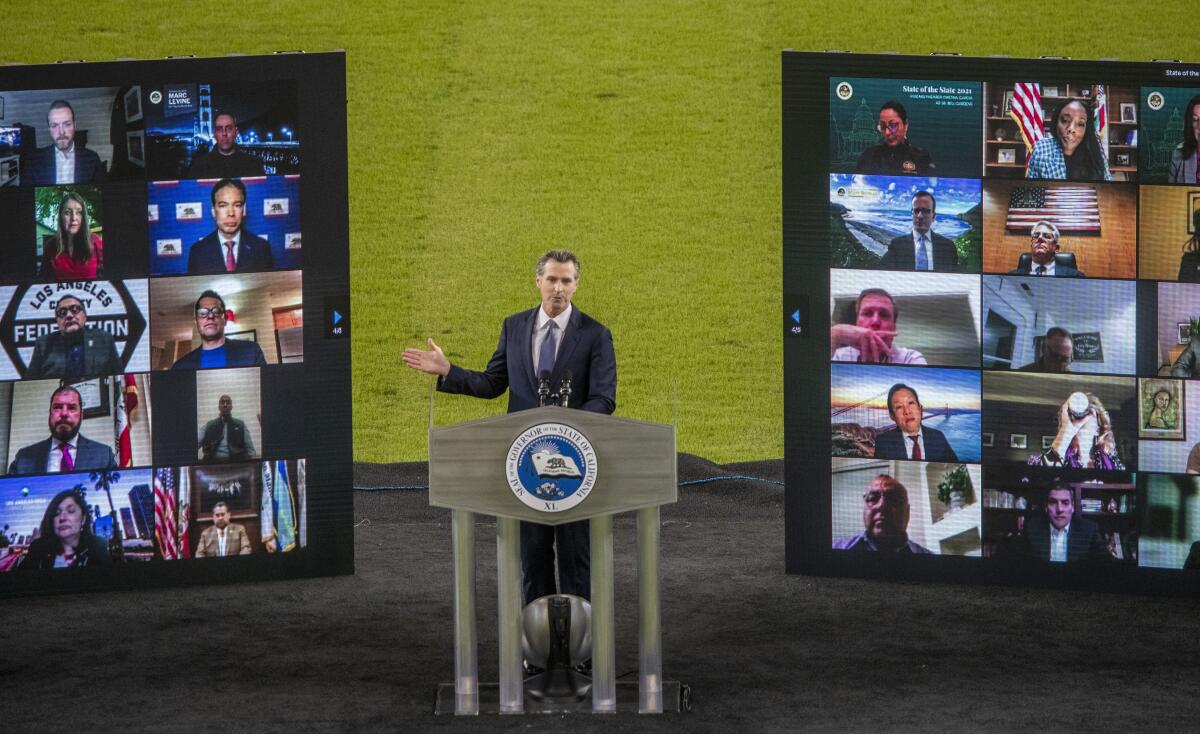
434, 680, 690, 715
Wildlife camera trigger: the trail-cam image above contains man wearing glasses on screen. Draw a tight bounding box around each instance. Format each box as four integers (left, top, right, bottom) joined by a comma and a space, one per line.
832, 474, 931, 553
879, 191, 959, 272
170, 290, 267, 370
25, 295, 120, 380
1008, 221, 1085, 277
855, 100, 935, 176
1018, 327, 1074, 373
831, 288, 926, 365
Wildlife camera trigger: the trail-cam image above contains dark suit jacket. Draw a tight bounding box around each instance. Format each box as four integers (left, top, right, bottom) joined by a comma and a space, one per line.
171, 337, 267, 370
26, 328, 120, 380
1008, 263, 1085, 278
1014, 516, 1108, 562
879, 232, 958, 272
21, 144, 105, 186
874, 426, 958, 461
8, 435, 117, 475
186, 229, 275, 275
439, 306, 616, 415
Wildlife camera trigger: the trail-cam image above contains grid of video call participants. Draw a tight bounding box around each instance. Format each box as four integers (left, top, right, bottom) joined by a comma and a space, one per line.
0, 82, 308, 573
827, 77, 1200, 571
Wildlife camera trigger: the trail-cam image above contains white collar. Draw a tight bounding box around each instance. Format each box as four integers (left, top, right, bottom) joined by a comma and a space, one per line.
536, 304, 572, 332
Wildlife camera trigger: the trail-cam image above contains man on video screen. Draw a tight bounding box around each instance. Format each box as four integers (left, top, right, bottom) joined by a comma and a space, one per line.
831, 288, 926, 364
198, 394, 256, 463
1171, 330, 1200, 378
8, 386, 116, 475
188, 112, 266, 179
21, 100, 105, 186
26, 295, 120, 380
1008, 221, 1085, 277
873, 384, 958, 461
1018, 327, 1074, 373
195, 502, 252, 557
879, 190, 958, 272
186, 178, 275, 275
1012, 485, 1107, 562
855, 100, 935, 175
171, 290, 267, 370
833, 474, 931, 553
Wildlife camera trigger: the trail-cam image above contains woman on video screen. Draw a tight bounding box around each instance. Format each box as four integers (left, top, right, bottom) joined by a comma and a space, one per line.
1029, 391, 1124, 470
17, 489, 111, 571
41, 191, 103, 281
1177, 210, 1200, 282
1026, 98, 1112, 182
1168, 94, 1200, 184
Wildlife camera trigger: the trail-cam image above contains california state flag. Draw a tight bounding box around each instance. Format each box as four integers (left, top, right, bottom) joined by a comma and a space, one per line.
114, 375, 139, 467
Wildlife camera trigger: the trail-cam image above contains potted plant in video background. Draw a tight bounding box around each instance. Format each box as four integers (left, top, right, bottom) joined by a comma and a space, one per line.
937, 464, 975, 513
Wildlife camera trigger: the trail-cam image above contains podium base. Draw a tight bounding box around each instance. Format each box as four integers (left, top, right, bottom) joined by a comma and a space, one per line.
434, 680, 690, 715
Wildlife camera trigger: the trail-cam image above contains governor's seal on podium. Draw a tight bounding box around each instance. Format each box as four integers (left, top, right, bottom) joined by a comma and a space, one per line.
505, 422, 598, 513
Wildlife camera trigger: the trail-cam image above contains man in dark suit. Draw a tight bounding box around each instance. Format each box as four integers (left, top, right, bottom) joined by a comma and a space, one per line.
186, 178, 275, 274
1013, 486, 1108, 562
1008, 220, 1085, 277
402, 249, 617, 608
171, 289, 268, 370
878, 191, 958, 272
198, 394, 256, 463
873, 383, 958, 462
26, 295, 121, 380
8, 386, 116, 475
21, 99, 106, 186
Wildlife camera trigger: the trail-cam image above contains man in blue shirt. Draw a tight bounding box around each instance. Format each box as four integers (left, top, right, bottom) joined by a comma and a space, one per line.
171, 289, 267, 370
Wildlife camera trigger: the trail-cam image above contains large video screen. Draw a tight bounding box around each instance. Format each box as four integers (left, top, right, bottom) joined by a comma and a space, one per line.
784, 52, 1200, 594
0, 54, 350, 596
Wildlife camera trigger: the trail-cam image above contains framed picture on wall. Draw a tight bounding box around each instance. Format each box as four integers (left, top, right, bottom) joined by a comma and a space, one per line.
1010, 433, 1028, 449
1139, 378, 1186, 441
1189, 191, 1200, 234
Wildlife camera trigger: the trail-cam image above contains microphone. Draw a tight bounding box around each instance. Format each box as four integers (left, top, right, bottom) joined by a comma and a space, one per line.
538, 370, 551, 407
557, 369, 573, 407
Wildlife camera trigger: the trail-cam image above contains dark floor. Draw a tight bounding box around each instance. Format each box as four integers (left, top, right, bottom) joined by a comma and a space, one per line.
2, 455, 1197, 731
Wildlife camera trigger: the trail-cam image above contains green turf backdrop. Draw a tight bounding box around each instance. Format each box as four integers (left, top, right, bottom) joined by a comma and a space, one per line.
4, 1, 1196, 462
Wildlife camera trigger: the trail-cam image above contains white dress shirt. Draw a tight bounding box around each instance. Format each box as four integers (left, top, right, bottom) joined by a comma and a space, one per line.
902, 430, 926, 460
47, 435, 80, 472
911, 229, 934, 270
221, 230, 243, 267
1049, 524, 1069, 562
1032, 259, 1056, 276
55, 145, 76, 184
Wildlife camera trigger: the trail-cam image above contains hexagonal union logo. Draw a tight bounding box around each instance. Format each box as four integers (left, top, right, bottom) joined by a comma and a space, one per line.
505, 422, 598, 513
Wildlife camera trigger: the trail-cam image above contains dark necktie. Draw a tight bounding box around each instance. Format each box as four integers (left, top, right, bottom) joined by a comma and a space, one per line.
1036, 265, 1046, 276
61, 442, 74, 471
909, 435, 922, 461
225, 241, 236, 272
539, 321, 558, 375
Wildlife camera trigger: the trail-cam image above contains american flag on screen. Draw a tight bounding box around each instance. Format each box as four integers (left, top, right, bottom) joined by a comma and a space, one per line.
1006, 186, 1101, 234
154, 468, 180, 560
1009, 83, 1045, 162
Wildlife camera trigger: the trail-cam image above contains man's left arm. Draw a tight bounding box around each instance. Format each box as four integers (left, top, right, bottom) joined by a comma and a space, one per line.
237, 525, 252, 555
580, 326, 616, 414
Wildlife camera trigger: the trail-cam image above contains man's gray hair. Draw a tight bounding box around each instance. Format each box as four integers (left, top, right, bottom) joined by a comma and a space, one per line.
536, 249, 580, 278
1032, 220, 1061, 242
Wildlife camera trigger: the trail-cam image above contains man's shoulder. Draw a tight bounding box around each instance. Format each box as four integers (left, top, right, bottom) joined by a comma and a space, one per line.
886, 233, 910, 247
86, 327, 115, 345
832, 533, 868, 550
14, 437, 52, 458
242, 229, 271, 248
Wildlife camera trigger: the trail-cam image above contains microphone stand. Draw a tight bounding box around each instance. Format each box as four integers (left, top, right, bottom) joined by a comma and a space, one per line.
556, 370, 573, 408
538, 370, 551, 407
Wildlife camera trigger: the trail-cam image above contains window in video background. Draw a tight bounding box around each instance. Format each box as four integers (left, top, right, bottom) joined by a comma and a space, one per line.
147, 176, 301, 276
147, 270, 302, 370
832, 457, 982, 556
828, 174, 981, 272
0, 467, 157, 572
1138, 185, 1200, 282
1137, 86, 1200, 185
0, 375, 152, 477
832, 363, 981, 463
982, 82, 1138, 182
981, 276, 1136, 374
981, 179, 1136, 278
0, 280, 150, 381
981, 464, 1137, 563
142, 81, 299, 181
982, 371, 1137, 471
830, 269, 981, 368
0, 86, 148, 186
828, 77, 982, 178
1138, 473, 1200, 570
152, 458, 306, 561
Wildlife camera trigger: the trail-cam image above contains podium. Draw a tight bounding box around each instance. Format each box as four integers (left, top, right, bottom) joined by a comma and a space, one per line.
429, 405, 679, 714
